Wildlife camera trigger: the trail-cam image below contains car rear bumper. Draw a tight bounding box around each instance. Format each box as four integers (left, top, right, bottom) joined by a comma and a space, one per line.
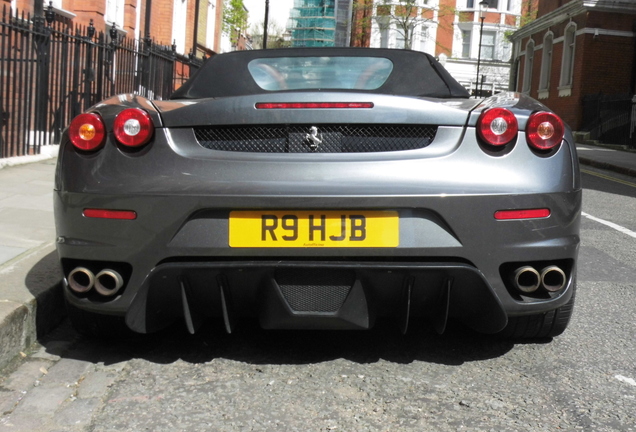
56, 188, 580, 334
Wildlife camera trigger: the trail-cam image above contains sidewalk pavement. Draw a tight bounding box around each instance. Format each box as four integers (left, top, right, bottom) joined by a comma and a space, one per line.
0, 149, 63, 370
1, 143, 636, 370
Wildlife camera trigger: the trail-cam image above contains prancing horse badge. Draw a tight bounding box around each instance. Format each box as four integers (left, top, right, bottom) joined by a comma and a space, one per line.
305, 126, 322, 150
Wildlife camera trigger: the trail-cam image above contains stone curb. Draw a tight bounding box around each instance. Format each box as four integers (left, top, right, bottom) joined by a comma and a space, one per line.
0, 243, 64, 371
578, 157, 636, 178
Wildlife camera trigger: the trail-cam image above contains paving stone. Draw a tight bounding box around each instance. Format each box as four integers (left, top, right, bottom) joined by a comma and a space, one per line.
44, 358, 94, 387
54, 397, 101, 427
77, 370, 117, 399
0, 410, 48, 431
0, 389, 23, 415
12, 384, 74, 415
1, 359, 52, 391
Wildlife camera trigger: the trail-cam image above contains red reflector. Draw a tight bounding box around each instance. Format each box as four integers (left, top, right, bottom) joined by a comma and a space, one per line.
494, 209, 551, 220
83, 209, 137, 220
255, 102, 374, 109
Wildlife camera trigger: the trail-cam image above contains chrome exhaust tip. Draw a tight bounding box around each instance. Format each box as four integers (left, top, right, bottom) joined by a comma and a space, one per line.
68, 267, 95, 293
513, 266, 541, 293
541, 266, 567, 292
94, 269, 124, 297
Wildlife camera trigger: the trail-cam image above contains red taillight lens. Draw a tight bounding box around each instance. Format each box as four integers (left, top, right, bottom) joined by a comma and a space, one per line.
68, 113, 106, 151
526, 111, 564, 150
83, 208, 137, 220
477, 108, 519, 146
113, 108, 154, 147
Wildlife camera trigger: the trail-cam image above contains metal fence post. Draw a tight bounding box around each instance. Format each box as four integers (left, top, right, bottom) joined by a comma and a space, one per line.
32, 12, 51, 154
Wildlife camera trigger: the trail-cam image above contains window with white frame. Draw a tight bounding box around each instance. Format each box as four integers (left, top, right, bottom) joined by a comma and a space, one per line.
489, 0, 499, 9
522, 39, 534, 93
539, 32, 553, 91
105, 0, 125, 27
481, 31, 496, 60
466, 0, 474, 8
173, 0, 188, 54
396, 24, 415, 49
560, 23, 576, 88
462, 30, 471, 58
419, 26, 429, 52
206, 0, 216, 49
377, 17, 390, 48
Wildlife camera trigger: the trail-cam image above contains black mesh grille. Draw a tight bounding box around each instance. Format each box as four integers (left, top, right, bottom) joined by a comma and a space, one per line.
193, 125, 437, 153
276, 269, 355, 313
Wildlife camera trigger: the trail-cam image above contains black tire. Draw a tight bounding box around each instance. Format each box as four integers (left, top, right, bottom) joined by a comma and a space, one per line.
499, 286, 576, 339
65, 299, 134, 339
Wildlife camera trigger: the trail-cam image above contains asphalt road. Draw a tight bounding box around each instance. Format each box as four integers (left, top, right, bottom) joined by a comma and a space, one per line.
1, 167, 635, 431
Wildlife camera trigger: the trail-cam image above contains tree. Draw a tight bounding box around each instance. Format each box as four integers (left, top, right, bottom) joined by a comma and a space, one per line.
249, 19, 291, 49
378, 0, 434, 50
223, 0, 248, 46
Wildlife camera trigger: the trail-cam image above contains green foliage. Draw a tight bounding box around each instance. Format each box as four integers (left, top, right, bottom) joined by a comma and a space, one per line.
519, 0, 538, 28
249, 20, 291, 49
378, 0, 432, 50
223, 0, 248, 44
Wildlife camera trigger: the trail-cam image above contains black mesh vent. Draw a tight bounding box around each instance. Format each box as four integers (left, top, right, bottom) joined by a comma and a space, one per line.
276, 269, 355, 313
193, 125, 437, 153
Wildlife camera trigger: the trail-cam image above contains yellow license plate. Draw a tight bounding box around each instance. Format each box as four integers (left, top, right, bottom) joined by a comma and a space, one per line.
229, 211, 399, 248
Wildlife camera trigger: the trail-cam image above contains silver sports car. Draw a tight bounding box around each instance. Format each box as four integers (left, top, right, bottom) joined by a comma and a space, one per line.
54, 48, 581, 339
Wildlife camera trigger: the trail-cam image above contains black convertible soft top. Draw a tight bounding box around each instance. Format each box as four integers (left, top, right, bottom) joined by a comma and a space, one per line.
171, 48, 470, 100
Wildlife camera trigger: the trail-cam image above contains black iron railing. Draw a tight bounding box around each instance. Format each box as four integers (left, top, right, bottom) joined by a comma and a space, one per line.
0, 6, 204, 158
581, 93, 636, 148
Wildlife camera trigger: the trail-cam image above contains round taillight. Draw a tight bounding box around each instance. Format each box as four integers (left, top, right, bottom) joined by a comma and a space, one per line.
477, 108, 519, 146
526, 111, 564, 150
68, 113, 106, 151
113, 108, 154, 147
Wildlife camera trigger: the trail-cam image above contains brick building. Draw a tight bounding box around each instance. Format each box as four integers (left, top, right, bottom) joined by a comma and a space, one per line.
5, 0, 224, 56
351, 0, 538, 95
509, 0, 636, 130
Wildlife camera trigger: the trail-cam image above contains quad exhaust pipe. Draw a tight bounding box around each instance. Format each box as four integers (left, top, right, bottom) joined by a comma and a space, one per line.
512, 266, 541, 293
67, 267, 124, 297
95, 269, 124, 296
512, 265, 567, 294
540, 266, 567, 292
68, 267, 95, 293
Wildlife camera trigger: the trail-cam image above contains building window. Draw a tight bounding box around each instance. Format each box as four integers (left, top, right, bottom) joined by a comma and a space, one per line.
481, 31, 496, 60
467, 0, 474, 8
462, 30, 471, 58
105, 0, 125, 27
378, 18, 390, 48
489, 0, 499, 9
419, 26, 429, 52
396, 24, 415, 49
522, 39, 534, 93
206, 0, 216, 50
172, 0, 188, 54
539, 32, 553, 92
560, 23, 576, 88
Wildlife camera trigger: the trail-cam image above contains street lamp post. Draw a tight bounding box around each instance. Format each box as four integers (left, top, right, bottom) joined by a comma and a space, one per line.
263, 0, 270, 49
475, 0, 488, 97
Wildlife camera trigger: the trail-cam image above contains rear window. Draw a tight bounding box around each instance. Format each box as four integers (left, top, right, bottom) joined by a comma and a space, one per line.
247, 57, 394, 91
